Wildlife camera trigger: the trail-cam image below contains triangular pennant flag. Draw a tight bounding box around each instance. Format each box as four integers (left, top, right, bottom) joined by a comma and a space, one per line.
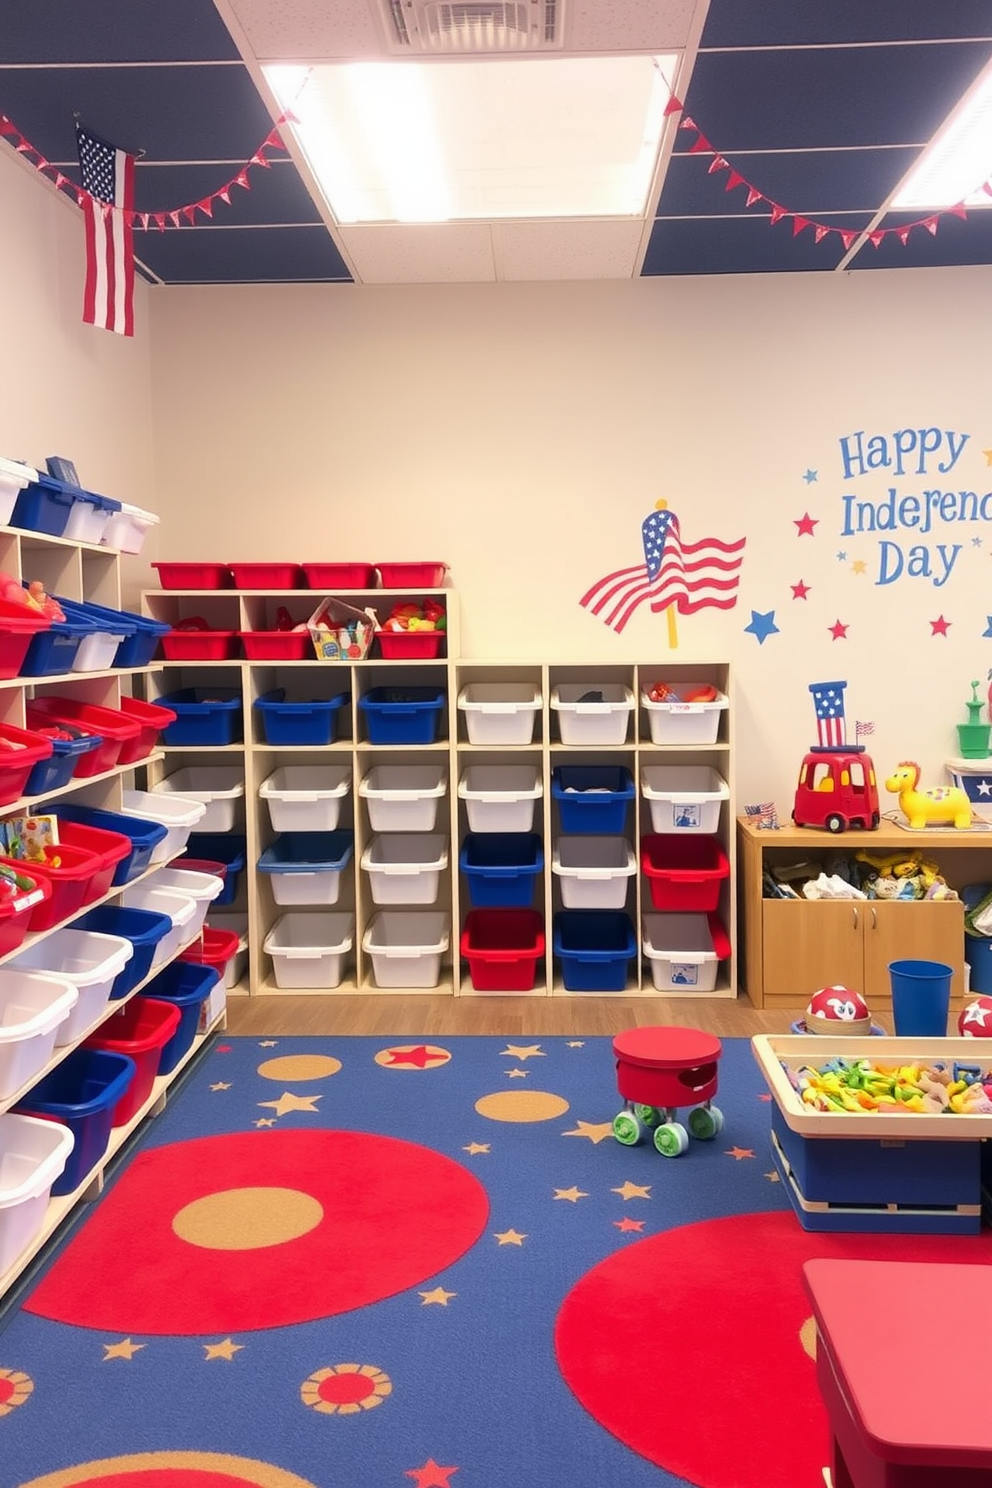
687, 135, 712, 155
983, 180, 992, 197
155, 213, 167, 232
948, 203, 967, 219
839, 230, 856, 250
0, 117, 17, 136
707, 155, 729, 175
15, 137, 32, 153
898, 228, 911, 246
35, 156, 50, 172
814, 224, 829, 243
139, 212, 150, 230
264, 129, 284, 150
234, 171, 250, 190
219, 187, 232, 206
724, 170, 745, 192
278, 108, 300, 126
924, 217, 939, 236
198, 196, 214, 218
792, 215, 811, 237
181, 204, 197, 224
868, 230, 885, 248
769, 203, 788, 224
169, 209, 182, 227
745, 187, 763, 207
54, 171, 68, 190
679, 116, 696, 131
250, 151, 272, 168
663, 94, 683, 116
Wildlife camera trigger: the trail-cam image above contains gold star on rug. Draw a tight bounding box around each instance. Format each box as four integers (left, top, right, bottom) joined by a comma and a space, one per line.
420, 1286, 457, 1306
253, 1117, 277, 1128
462, 1142, 490, 1155
505, 1068, 528, 1079
725, 1146, 755, 1160
204, 1338, 244, 1360
566, 1040, 585, 1047
501, 1043, 544, 1060
209, 1081, 232, 1092
406, 1459, 459, 1488
553, 1186, 588, 1202
494, 1228, 527, 1246
259, 1040, 278, 1047
103, 1338, 144, 1361
612, 1181, 652, 1200
562, 1119, 615, 1144
765, 1170, 781, 1183
258, 1091, 322, 1116
614, 1217, 645, 1233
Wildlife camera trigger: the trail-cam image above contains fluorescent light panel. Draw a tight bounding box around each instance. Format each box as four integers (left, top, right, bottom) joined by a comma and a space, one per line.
265, 55, 676, 224
892, 55, 992, 210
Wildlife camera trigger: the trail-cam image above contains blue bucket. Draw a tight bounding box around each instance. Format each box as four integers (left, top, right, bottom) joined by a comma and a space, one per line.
887, 959, 953, 1037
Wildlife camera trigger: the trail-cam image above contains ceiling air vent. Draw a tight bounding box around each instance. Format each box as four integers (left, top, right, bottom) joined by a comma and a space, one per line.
380, 0, 563, 52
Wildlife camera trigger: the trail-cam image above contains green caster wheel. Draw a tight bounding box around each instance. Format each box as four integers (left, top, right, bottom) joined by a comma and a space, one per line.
688, 1104, 724, 1141
635, 1104, 661, 1128
613, 1110, 644, 1146
653, 1121, 689, 1158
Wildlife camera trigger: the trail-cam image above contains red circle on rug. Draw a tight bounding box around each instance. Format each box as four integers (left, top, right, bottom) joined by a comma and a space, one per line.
25, 1131, 489, 1336
20, 1452, 320, 1488
555, 1210, 992, 1488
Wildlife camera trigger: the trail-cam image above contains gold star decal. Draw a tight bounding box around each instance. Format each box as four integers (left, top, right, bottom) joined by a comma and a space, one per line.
258, 1091, 322, 1116
765, 1170, 781, 1183
103, 1338, 145, 1361
566, 1040, 585, 1047
463, 1142, 490, 1155
494, 1229, 527, 1246
209, 1081, 232, 1091
204, 1338, 244, 1360
253, 1117, 277, 1128
506, 1068, 528, 1079
420, 1286, 457, 1306
500, 1044, 544, 1060
554, 1186, 588, 1202
563, 1119, 615, 1144
851, 559, 867, 574
726, 1146, 755, 1160
612, 1181, 652, 1201
614, 1217, 645, 1233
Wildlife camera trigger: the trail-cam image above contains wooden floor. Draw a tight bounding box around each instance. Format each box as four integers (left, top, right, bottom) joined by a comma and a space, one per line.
223, 992, 862, 1039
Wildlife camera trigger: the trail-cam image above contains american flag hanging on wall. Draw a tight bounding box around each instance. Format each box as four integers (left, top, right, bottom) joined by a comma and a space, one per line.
580, 505, 746, 635
76, 124, 135, 337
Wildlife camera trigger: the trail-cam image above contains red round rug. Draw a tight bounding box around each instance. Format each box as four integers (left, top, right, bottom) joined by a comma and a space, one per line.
26, 1130, 489, 1335
555, 1210, 992, 1488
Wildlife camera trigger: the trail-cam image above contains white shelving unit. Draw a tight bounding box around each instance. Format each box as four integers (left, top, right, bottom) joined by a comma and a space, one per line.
141, 584, 736, 999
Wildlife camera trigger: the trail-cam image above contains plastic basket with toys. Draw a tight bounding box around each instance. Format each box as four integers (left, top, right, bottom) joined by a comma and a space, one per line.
307, 598, 378, 661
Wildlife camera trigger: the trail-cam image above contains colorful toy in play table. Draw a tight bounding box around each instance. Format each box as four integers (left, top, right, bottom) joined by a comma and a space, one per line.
381, 599, 446, 634
788, 1056, 992, 1114
805, 985, 872, 1035
792, 680, 880, 834
885, 760, 973, 830
958, 995, 992, 1037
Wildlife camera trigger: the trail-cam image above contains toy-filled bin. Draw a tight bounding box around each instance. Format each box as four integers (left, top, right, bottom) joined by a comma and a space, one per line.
457, 682, 541, 745
458, 763, 542, 834
0, 1112, 75, 1273
375, 628, 446, 660
14, 1047, 135, 1195
3, 845, 102, 933
552, 765, 635, 835
359, 763, 447, 833
257, 831, 354, 907
151, 765, 244, 832
116, 696, 177, 765
552, 836, 636, 910
361, 833, 448, 905
0, 597, 50, 681
362, 910, 450, 989
640, 835, 730, 911
84, 997, 181, 1127
641, 912, 731, 992
259, 764, 351, 834
161, 627, 241, 662
553, 910, 637, 993
641, 684, 729, 745
8, 928, 134, 1045
181, 834, 247, 906
254, 688, 349, 746
640, 765, 730, 835
26, 698, 142, 777
263, 911, 354, 990
49, 803, 168, 885
0, 970, 78, 1100
151, 562, 232, 590
24, 730, 104, 797
0, 721, 53, 805
460, 833, 544, 908
460, 908, 545, 992
143, 960, 219, 1074
0, 871, 51, 956
550, 682, 635, 746
157, 689, 243, 747
358, 687, 446, 746
73, 904, 174, 1000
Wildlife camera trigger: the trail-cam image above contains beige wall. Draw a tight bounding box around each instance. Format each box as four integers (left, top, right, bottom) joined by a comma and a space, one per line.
149, 269, 992, 809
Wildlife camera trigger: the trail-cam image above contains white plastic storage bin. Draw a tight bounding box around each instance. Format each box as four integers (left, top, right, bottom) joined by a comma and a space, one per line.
259, 765, 351, 833
62, 494, 117, 546
551, 836, 636, 910
121, 886, 198, 965
458, 763, 543, 833
0, 971, 79, 1100
151, 767, 245, 833
8, 930, 133, 1042
362, 911, 450, 989
0, 1113, 75, 1278
101, 501, 159, 555
0, 456, 38, 525
264, 912, 354, 990
121, 789, 206, 863
640, 765, 730, 834
641, 685, 729, 745
550, 683, 635, 746
642, 913, 722, 992
72, 621, 129, 673
457, 682, 542, 745
361, 834, 448, 906
206, 912, 248, 991
143, 866, 224, 940
359, 764, 447, 833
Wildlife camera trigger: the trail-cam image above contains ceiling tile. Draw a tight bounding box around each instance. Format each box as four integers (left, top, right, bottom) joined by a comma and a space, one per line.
496, 219, 644, 280
338, 223, 496, 282
135, 223, 351, 282
0, 0, 240, 63
641, 212, 876, 275
223, 0, 387, 60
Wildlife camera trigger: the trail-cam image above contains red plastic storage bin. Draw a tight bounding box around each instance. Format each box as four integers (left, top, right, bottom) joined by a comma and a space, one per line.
301, 563, 377, 589
239, 630, 312, 660
375, 629, 445, 660
56, 820, 132, 901
117, 696, 178, 765
84, 996, 182, 1127
640, 835, 730, 912
0, 597, 50, 680
152, 562, 232, 590
0, 721, 54, 806
177, 857, 228, 887
460, 908, 545, 992
228, 562, 302, 590
26, 698, 142, 777
375, 562, 448, 588
179, 926, 240, 980
3, 844, 100, 931
0, 867, 51, 953
161, 629, 241, 661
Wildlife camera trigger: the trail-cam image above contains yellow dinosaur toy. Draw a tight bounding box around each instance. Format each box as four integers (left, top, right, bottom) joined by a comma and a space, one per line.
884, 760, 973, 830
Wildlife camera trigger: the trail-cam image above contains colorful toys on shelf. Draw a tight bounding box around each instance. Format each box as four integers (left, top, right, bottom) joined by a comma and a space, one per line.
381, 599, 446, 634
884, 761, 973, 830
957, 679, 992, 759
792, 681, 880, 834
805, 985, 873, 1036
958, 995, 992, 1037
788, 1056, 992, 1114
0, 572, 65, 622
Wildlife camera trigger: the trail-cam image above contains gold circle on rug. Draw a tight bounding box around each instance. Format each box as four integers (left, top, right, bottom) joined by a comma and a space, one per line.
475, 1090, 570, 1123
799, 1314, 817, 1360
301, 1362, 393, 1415
18, 1450, 320, 1488
0, 1367, 32, 1415
172, 1186, 324, 1249
258, 1054, 341, 1082
374, 1044, 451, 1070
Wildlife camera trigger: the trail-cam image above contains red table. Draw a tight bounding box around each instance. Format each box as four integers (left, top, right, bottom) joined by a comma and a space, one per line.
612, 1025, 722, 1156
803, 1258, 992, 1487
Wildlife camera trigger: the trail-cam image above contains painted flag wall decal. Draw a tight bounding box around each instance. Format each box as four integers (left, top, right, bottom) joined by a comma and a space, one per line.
76, 124, 135, 336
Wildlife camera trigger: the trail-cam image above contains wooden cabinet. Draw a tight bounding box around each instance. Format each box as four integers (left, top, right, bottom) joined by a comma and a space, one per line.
738, 818, 972, 1009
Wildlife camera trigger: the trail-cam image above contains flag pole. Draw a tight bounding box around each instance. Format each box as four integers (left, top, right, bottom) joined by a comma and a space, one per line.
656, 499, 678, 648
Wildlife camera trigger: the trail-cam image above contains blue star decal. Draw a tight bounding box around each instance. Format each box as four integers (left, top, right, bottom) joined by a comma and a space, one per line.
836, 551, 847, 561
973, 536, 983, 547
803, 469, 818, 483
744, 610, 780, 645
984, 617, 992, 638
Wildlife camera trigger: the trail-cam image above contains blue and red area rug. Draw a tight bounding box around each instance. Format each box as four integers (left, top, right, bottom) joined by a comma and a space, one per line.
1, 1034, 989, 1488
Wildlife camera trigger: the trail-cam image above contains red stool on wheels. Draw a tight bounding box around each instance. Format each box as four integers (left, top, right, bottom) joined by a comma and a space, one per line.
612, 1025, 723, 1156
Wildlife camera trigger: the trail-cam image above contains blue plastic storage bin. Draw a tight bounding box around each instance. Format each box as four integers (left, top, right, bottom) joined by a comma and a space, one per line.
254, 689, 348, 746
50, 803, 168, 884
143, 959, 220, 1075
460, 832, 544, 908
24, 731, 104, 796
14, 1047, 135, 1196
552, 910, 637, 992
181, 833, 246, 905
551, 766, 636, 834
258, 831, 354, 905
359, 687, 446, 745
158, 689, 243, 746
73, 904, 174, 999
10, 472, 78, 537
55, 597, 168, 668
18, 613, 94, 676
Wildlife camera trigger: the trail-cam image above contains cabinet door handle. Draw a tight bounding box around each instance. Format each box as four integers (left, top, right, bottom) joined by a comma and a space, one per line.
870, 907, 877, 930
852, 907, 859, 929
